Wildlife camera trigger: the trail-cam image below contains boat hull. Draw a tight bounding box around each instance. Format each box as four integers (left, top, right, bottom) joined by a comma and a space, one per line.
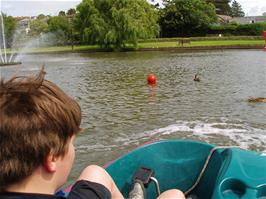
105, 140, 266, 199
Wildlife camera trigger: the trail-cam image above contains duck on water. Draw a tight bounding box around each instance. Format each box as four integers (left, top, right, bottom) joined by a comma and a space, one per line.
194, 74, 200, 82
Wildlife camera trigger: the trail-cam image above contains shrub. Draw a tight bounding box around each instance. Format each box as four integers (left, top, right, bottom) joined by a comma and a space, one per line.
139, 35, 263, 43
208, 22, 266, 36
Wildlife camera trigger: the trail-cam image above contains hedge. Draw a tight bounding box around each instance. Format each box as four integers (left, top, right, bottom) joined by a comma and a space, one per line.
208, 22, 266, 36
139, 36, 263, 43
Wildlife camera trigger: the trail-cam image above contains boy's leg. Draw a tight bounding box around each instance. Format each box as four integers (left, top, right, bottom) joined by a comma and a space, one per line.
157, 189, 186, 199
70, 165, 185, 199
76, 165, 124, 199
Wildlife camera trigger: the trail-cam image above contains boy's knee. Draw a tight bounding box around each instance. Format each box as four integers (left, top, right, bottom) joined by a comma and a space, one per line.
157, 189, 185, 199
79, 165, 107, 180
78, 165, 113, 191
83, 165, 103, 173
80, 165, 124, 199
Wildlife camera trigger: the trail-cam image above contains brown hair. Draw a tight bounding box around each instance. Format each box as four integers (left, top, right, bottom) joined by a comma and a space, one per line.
0, 68, 81, 191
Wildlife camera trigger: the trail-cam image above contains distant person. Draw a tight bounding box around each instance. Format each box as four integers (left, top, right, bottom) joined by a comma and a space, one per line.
0, 68, 185, 199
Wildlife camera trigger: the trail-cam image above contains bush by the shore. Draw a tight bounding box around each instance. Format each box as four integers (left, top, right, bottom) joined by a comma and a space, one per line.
209, 22, 266, 36
139, 36, 264, 43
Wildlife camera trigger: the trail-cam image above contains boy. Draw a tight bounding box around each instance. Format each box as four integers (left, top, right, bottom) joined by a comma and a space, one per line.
0, 69, 185, 199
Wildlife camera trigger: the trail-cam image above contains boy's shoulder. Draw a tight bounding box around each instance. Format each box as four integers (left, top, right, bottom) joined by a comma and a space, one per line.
0, 192, 65, 199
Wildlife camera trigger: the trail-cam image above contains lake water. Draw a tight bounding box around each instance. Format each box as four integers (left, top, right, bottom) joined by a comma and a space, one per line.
1, 49, 266, 185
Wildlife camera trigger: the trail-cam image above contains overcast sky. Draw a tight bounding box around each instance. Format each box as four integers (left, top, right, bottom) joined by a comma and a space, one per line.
1, 0, 265, 17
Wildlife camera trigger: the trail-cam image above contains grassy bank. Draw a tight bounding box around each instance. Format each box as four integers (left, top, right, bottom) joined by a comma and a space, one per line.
15, 45, 100, 53
137, 40, 264, 48
139, 36, 264, 42
7, 37, 265, 54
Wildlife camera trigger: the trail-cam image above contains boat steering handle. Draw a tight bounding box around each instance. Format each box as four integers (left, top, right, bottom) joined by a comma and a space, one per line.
150, 177, 161, 196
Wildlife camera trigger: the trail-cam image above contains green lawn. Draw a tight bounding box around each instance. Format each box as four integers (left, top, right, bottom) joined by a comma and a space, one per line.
138, 40, 264, 48
6, 39, 265, 54
12, 45, 100, 53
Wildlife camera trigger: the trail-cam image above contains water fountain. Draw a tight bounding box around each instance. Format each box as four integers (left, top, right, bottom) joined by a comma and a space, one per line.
0, 13, 21, 66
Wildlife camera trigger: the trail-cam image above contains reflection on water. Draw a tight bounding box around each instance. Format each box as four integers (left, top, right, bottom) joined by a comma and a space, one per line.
1, 49, 266, 184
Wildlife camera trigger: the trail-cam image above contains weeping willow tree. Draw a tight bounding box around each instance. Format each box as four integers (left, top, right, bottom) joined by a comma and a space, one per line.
75, 0, 159, 50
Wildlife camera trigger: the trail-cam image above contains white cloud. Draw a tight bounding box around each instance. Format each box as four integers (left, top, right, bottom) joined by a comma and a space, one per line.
1, 3, 12, 9
3, 0, 80, 2
249, 6, 260, 16
236, 0, 266, 16
1, 1, 81, 16
1, 0, 266, 17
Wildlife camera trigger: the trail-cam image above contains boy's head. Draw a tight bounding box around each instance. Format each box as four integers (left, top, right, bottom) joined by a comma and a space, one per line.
0, 68, 81, 191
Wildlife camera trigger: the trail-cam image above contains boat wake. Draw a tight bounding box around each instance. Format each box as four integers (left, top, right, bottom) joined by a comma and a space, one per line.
76, 119, 266, 154
145, 119, 266, 152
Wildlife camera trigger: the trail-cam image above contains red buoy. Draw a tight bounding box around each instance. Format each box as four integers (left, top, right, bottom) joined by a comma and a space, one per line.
147, 74, 157, 85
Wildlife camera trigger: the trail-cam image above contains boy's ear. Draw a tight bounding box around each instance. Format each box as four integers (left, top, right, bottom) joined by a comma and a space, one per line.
43, 153, 57, 173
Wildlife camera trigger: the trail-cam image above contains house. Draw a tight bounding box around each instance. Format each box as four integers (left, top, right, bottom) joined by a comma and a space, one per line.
217, 15, 232, 24
229, 16, 266, 24
15, 16, 36, 34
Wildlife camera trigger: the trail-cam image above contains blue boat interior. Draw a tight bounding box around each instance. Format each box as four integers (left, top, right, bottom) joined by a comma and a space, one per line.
105, 140, 266, 199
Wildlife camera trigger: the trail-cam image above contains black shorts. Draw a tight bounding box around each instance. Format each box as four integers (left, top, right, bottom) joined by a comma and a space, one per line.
67, 180, 111, 199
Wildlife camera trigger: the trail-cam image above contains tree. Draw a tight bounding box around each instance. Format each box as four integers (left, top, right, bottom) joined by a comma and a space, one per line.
58, 11, 66, 16
67, 8, 76, 16
47, 16, 70, 45
28, 18, 49, 36
206, 0, 231, 15
75, 0, 158, 49
2, 13, 16, 48
37, 14, 46, 20
48, 16, 69, 32
160, 0, 217, 37
230, 0, 245, 17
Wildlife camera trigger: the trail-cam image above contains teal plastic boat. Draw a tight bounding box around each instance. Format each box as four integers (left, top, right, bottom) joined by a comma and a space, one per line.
104, 140, 266, 199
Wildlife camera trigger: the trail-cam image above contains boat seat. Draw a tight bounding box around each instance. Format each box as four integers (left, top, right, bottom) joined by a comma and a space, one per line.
211, 148, 266, 199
